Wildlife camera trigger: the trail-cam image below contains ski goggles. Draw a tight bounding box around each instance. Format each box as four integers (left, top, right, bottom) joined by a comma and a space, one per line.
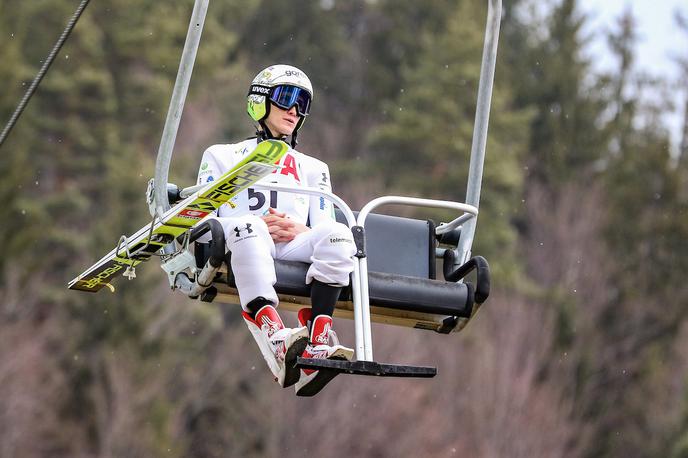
250, 84, 312, 116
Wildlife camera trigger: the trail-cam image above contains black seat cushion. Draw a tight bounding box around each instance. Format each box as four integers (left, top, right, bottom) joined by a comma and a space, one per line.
224, 260, 473, 318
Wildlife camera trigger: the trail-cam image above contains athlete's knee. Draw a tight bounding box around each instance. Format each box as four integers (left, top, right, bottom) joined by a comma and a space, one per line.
311, 221, 355, 258
311, 221, 351, 241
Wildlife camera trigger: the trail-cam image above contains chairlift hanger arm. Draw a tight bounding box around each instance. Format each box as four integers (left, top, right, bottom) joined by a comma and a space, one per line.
456, 0, 502, 265
152, 0, 209, 218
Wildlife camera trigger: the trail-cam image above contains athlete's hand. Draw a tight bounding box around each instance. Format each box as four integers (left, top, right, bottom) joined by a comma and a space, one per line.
261, 207, 309, 243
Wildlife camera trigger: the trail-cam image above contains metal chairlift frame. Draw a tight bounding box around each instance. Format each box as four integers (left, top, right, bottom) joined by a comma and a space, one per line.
151, 0, 502, 374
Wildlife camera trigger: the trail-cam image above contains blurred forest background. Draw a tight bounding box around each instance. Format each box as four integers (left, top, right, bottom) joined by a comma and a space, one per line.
1, 0, 688, 456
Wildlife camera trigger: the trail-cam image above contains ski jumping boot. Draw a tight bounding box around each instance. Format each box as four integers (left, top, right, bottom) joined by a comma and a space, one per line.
295, 308, 354, 396
243, 304, 308, 387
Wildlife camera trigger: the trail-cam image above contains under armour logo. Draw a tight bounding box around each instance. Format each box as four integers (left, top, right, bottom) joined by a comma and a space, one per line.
321, 173, 328, 184
233, 224, 253, 237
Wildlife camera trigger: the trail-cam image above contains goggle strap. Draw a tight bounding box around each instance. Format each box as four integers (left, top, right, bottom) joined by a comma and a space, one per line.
248, 84, 272, 97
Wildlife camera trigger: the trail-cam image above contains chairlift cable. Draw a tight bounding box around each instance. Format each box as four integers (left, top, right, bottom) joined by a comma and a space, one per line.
0, 0, 92, 149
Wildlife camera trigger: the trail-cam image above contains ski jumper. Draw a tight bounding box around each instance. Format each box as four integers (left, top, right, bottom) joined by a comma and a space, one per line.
196, 138, 356, 311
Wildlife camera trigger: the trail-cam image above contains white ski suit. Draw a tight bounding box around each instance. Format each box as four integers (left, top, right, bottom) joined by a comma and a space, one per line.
196, 138, 355, 310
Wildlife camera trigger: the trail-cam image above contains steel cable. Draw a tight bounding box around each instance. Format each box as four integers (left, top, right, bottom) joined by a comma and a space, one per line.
0, 0, 92, 148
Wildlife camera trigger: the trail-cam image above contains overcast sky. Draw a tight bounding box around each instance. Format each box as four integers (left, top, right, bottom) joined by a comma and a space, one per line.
578, 0, 686, 148
580, 0, 684, 76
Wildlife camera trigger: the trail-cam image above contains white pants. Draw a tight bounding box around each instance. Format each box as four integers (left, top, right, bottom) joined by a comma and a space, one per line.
208, 215, 356, 311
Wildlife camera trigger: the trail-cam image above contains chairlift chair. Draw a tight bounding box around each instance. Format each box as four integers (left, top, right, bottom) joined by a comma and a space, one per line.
150, 0, 502, 384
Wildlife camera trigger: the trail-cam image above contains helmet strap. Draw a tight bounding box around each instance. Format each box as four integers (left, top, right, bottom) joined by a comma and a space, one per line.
256, 120, 290, 144
255, 123, 270, 143
255, 102, 302, 148
254, 99, 273, 143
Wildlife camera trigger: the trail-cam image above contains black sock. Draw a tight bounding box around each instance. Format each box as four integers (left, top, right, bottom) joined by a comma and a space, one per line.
310, 280, 342, 319
245, 296, 273, 320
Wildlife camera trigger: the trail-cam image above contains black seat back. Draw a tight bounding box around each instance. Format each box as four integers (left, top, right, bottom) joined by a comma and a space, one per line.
335, 210, 436, 279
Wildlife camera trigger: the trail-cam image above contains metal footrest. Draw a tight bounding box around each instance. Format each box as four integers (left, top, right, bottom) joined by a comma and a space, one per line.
296, 357, 437, 378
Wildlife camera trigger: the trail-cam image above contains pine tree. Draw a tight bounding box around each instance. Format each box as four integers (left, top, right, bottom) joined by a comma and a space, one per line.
0, 1, 259, 453
371, 0, 531, 279
571, 7, 688, 457
521, 0, 607, 186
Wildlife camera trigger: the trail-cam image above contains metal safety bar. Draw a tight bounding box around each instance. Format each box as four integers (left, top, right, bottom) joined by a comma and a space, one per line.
253, 185, 479, 362
357, 196, 479, 361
